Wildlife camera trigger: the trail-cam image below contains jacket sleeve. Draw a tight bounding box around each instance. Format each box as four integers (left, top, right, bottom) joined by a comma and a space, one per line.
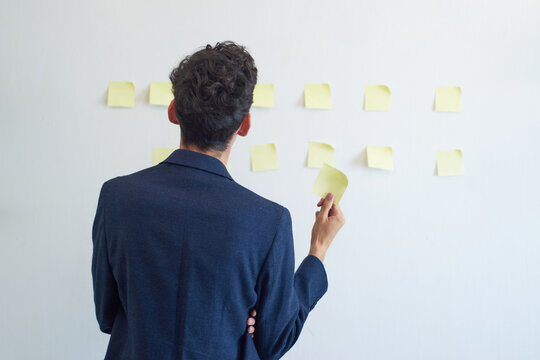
253, 208, 328, 360
91, 182, 120, 334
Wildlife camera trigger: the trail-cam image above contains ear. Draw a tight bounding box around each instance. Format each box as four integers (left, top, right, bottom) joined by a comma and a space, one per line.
168, 100, 179, 125
237, 113, 251, 137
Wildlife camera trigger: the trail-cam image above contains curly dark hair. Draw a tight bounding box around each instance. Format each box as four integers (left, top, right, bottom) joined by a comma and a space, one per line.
169, 41, 258, 152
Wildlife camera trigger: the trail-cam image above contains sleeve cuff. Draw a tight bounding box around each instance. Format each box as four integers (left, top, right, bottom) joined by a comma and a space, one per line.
295, 255, 328, 310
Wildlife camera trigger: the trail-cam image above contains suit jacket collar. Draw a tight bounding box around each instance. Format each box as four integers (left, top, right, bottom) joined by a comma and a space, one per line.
162, 149, 233, 181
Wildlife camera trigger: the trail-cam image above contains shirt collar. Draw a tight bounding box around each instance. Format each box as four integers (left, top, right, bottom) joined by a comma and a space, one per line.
161, 149, 233, 181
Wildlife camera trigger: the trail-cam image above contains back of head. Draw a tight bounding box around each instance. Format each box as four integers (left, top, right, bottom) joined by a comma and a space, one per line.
169, 41, 258, 152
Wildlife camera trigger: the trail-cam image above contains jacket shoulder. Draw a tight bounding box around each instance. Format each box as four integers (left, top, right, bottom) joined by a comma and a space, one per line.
99, 165, 159, 190
229, 181, 287, 214
100, 168, 288, 219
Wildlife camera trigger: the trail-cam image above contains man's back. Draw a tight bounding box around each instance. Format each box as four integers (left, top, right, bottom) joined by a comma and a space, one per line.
92, 149, 328, 359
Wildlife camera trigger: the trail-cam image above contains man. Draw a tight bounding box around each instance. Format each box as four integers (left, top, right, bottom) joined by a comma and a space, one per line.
92, 41, 345, 360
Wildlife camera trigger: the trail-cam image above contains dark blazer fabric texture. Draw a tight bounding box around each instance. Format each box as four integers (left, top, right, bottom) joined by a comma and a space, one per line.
92, 149, 328, 359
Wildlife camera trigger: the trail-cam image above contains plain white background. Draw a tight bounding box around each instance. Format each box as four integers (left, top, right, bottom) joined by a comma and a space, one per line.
1, 0, 539, 359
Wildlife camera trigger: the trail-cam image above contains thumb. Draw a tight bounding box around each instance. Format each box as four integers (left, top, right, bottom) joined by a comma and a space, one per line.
320, 193, 334, 218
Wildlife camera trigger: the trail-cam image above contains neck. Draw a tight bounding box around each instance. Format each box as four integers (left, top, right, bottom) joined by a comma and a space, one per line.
180, 142, 231, 166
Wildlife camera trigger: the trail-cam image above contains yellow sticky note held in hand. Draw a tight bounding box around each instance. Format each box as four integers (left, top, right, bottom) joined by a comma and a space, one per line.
107, 81, 135, 107
437, 149, 464, 176
149, 82, 174, 106
308, 142, 335, 168
366, 146, 393, 170
252, 84, 275, 108
304, 84, 332, 109
250, 143, 279, 172
364, 85, 391, 111
435, 86, 462, 112
152, 148, 176, 165
310, 164, 348, 204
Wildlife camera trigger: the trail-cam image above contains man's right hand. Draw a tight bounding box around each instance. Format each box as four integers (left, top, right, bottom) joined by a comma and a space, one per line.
309, 193, 346, 263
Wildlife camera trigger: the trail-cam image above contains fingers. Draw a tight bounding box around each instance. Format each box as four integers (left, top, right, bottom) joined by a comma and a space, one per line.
317, 198, 324, 207
319, 193, 335, 219
328, 201, 346, 224
247, 308, 257, 337
328, 201, 339, 217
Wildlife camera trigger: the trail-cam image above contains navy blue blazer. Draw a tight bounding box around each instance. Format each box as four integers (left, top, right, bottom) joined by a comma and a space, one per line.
92, 149, 328, 359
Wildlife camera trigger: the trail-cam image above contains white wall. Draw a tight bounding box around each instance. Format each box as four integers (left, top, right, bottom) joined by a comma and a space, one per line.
1, 0, 539, 359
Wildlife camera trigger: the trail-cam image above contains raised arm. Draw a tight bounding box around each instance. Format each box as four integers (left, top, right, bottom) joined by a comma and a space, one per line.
253, 193, 345, 359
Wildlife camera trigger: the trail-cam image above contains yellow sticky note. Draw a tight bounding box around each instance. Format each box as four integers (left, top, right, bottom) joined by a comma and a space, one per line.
366, 146, 393, 170
364, 85, 391, 111
250, 143, 278, 172
310, 164, 348, 204
253, 84, 275, 108
107, 81, 135, 107
152, 148, 176, 165
304, 84, 332, 109
308, 142, 335, 168
435, 86, 462, 112
149, 82, 173, 106
437, 149, 464, 176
